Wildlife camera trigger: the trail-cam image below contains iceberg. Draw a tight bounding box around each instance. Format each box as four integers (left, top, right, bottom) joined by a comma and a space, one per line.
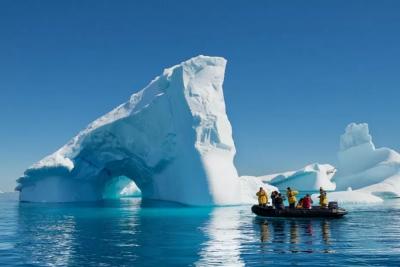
16, 55, 265, 205
239, 176, 278, 203
333, 123, 400, 199
257, 163, 336, 191
311, 188, 383, 205
249, 122, 399, 204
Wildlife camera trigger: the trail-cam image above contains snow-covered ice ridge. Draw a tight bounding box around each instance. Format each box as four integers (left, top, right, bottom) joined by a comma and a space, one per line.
258, 163, 336, 191
17, 55, 265, 205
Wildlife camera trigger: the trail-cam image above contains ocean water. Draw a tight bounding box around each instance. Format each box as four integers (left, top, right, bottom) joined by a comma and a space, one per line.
0, 196, 399, 266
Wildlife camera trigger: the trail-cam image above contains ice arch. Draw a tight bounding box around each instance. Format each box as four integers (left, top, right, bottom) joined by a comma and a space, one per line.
17, 56, 262, 205
102, 176, 141, 199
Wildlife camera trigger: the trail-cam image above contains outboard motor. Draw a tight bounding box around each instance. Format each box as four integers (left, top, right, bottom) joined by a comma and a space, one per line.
328, 201, 338, 209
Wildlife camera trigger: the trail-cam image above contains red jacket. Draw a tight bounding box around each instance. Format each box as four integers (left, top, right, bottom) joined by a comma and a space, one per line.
303, 196, 313, 209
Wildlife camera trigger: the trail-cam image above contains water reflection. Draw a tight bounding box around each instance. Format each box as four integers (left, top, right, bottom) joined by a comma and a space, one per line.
289, 221, 299, 244
289, 220, 299, 253
254, 218, 333, 254
272, 219, 286, 245
10, 199, 400, 266
302, 220, 314, 253
13, 199, 336, 266
14, 199, 146, 266
322, 220, 331, 245
196, 207, 244, 267
15, 203, 77, 266
2, 199, 400, 266
260, 221, 269, 243
14, 198, 213, 266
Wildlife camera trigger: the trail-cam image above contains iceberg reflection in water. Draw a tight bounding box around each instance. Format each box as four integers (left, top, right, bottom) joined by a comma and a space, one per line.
196, 207, 244, 266
0, 198, 400, 266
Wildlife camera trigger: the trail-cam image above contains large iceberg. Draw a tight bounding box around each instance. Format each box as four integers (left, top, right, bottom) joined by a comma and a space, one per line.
333, 123, 400, 199
17, 55, 264, 205
258, 163, 336, 191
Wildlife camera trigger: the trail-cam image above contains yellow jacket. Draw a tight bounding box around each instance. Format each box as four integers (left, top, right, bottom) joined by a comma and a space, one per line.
256, 190, 268, 205
319, 194, 328, 206
287, 190, 298, 204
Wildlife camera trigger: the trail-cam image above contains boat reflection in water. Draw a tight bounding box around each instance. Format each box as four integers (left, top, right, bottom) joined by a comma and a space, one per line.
254, 218, 333, 254
322, 220, 331, 244
259, 221, 269, 243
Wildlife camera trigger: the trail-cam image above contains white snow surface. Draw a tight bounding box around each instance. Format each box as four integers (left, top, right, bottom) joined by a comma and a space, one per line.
258, 163, 336, 191
17, 55, 265, 205
333, 122, 400, 200
311, 188, 383, 205
239, 176, 278, 204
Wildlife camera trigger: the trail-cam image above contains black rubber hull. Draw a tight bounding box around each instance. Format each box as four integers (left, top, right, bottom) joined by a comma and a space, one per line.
252, 205, 347, 218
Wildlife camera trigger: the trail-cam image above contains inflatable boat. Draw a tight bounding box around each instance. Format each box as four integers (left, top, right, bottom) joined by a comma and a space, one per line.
251, 203, 347, 218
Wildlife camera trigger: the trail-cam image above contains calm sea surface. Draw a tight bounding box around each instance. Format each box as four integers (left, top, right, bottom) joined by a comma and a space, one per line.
0, 196, 399, 266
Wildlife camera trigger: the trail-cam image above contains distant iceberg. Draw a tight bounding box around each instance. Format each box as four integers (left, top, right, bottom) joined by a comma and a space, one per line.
311, 188, 383, 205
254, 122, 400, 204
16, 55, 265, 205
258, 163, 336, 191
332, 123, 400, 201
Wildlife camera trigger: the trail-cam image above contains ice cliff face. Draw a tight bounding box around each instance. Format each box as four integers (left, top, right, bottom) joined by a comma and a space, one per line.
17, 55, 263, 205
334, 123, 400, 199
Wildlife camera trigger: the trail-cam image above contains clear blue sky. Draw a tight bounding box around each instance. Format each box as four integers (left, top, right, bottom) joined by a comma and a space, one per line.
1, 0, 400, 191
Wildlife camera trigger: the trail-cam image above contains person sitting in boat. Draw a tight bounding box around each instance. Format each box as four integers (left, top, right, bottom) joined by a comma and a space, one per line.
256, 187, 268, 207
318, 190, 328, 208
302, 194, 313, 209
296, 198, 304, 209
275, 193, 285, 209
270, 191, 278, 208
286, 187, 298, 209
